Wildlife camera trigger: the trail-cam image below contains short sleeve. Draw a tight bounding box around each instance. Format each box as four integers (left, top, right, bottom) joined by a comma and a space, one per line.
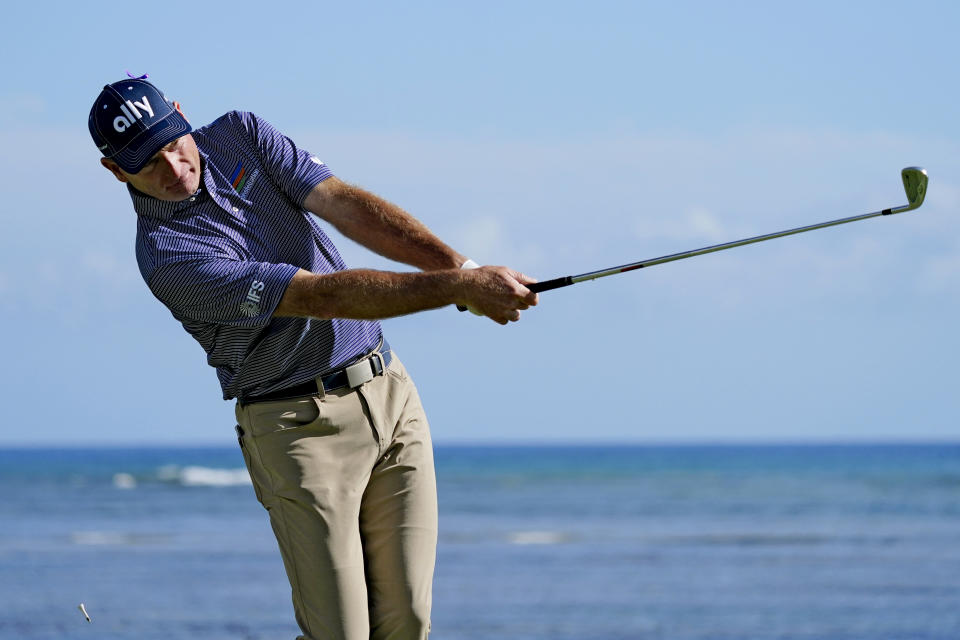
230, 111, 333, 206
148, 256, 299, 327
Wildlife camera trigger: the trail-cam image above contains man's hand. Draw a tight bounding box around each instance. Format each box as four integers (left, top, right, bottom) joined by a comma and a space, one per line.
457, 266, 538, 325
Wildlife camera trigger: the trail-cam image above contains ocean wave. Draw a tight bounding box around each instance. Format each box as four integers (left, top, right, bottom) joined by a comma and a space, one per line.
70, 531, 170, 546
507, 530, 573, 545
108, 465, 253, 488
157, 465, 252, 487
112, 473, 137, 489
652, 532, 901, 547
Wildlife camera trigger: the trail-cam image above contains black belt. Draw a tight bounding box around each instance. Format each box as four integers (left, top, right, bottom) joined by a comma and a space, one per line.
240, 343, 392, 406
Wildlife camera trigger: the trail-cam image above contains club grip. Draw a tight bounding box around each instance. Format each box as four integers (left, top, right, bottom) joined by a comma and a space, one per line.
526, 276, 573, 293
456, 275, 573, 312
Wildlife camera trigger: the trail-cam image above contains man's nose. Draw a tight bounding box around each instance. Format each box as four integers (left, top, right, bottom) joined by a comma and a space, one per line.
161, 152, 184, 177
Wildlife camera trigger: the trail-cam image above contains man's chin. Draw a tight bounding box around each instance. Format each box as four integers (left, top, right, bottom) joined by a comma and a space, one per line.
162, 181, 199, 201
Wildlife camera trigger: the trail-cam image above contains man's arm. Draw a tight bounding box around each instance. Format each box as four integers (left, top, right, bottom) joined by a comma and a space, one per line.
275, 177, 538, 324
274, 265, 536, 325
303, 176, 465, 271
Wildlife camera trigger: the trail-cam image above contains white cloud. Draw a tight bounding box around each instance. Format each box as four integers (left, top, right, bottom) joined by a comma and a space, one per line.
687, 208, 727, 240
634, 206, 731, 244
451, 215, 546, 270
456, 216, 503, 258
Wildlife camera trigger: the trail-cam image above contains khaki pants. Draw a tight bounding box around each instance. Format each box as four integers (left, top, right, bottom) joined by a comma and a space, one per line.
235, 355, 437, 640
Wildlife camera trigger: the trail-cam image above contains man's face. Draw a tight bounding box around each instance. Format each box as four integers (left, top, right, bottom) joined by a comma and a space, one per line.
101, 134, 201, 202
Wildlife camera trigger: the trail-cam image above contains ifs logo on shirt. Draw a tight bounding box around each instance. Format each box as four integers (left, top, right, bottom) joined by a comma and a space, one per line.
240, 279, 265, 317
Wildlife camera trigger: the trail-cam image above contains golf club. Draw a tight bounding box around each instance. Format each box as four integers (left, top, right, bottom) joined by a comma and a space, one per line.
525, 166, 928, 294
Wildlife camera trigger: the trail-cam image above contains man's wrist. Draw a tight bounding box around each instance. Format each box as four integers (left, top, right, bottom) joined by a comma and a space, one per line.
458, 259, 482, 314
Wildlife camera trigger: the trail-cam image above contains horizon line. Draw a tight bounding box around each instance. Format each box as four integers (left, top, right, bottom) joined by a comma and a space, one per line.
1, 438, 958, 450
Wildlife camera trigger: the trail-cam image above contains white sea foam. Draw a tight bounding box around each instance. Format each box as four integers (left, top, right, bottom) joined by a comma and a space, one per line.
112, 472, 137, 489
70, 531, 166, 546
507, 530, 569, 545
153, 464, 251, 486
71, 531, 122, 545
113, 465, 252, 487
176, 466, 251, 487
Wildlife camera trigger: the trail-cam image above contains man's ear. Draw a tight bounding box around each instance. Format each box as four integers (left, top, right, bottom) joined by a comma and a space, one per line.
100, 158, 129, 183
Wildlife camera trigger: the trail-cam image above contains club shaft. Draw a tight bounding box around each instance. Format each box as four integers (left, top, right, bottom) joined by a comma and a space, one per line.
529, 206, 896, 293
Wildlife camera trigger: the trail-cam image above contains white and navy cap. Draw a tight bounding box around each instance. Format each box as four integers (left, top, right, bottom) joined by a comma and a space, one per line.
88, 78, 191, 174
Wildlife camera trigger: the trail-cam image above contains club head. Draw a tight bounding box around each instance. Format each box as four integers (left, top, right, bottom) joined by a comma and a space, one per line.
890, 167, 928, 214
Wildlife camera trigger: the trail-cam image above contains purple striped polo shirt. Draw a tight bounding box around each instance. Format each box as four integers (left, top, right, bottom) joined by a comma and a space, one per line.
132, 111, 382, 401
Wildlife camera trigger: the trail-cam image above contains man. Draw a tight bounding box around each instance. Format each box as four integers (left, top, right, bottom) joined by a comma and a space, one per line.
89, 76, 537, 640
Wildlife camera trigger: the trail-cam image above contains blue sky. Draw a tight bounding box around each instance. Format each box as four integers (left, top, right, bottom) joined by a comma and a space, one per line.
1, 1, 957, 445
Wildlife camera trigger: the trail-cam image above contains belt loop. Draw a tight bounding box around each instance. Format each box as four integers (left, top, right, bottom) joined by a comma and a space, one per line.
371, 350, 386, 376
312, 375, 328, 398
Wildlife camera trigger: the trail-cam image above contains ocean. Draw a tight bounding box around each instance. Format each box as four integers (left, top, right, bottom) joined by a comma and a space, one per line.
1, 444, 958, 640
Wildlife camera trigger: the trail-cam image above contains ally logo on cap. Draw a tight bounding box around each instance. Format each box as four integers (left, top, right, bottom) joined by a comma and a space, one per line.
111, 96, 156, 132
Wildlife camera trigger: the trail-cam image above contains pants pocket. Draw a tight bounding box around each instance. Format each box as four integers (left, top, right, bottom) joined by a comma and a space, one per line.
235, 424, 266, 504
244, 397, 324, 437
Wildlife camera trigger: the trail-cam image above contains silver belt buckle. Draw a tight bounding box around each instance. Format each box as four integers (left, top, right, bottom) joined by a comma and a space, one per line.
345, 357, 375, 388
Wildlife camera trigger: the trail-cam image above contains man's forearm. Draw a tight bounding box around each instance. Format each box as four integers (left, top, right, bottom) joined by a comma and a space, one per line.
304, 178, 466, 271
275, 266, 539, 325
275, 268, 464, 320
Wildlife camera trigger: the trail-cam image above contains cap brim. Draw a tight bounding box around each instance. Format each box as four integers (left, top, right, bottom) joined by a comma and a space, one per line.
109, 111, 192, 174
